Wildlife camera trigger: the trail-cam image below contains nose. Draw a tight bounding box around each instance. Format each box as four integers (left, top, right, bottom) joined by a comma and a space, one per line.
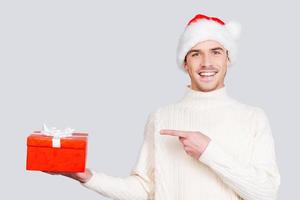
201, 53, 213, 68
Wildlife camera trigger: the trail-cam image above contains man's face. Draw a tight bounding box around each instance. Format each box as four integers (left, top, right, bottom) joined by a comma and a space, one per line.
184, 40, 230, 92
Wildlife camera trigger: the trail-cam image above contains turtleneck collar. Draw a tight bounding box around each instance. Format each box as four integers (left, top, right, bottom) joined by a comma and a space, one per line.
178, 84, 233, 108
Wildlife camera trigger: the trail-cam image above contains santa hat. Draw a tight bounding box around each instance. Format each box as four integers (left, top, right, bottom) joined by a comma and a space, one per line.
176, 14, 241, 72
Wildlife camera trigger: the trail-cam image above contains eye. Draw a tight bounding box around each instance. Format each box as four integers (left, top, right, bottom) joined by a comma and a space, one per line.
212, 51, 221, 55
191, 53, 199, 57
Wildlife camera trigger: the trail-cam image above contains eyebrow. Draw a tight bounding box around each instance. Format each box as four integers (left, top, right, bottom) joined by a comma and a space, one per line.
211, 47, 225, 52
187, 49, 201, 54
187, 47, 225, 55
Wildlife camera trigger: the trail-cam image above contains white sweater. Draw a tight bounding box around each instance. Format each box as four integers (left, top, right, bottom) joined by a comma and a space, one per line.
82, 85, 281, 200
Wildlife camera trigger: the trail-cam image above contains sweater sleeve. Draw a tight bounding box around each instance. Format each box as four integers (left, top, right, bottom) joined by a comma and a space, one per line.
198, 108, 281, 200
81, 112, 156, 200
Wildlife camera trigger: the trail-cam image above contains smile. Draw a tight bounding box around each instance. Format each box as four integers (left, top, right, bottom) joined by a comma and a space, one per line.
198, 71, 218, 77
197, 71, 218, 82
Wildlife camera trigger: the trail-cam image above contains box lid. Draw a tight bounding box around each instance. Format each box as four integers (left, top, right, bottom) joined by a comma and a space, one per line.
27, 131, 88, 149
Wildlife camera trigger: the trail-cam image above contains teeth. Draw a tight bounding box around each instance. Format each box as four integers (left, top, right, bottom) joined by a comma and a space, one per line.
199, 72, 217, 77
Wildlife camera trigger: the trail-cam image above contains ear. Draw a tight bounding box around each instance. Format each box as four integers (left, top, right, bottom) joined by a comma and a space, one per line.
227, 57, 231, 66
184, 61, 189, 72
226, 50, 231, 66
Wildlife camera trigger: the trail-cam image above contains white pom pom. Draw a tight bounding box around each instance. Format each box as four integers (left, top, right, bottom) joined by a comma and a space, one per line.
226, 21, 241, 40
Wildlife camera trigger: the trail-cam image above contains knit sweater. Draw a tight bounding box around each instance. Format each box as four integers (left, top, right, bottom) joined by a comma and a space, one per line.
82, 85, 281, 200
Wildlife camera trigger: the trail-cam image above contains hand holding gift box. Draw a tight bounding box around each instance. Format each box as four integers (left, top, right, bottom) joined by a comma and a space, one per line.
43, 168, 93, 183
26, 124, 88, 173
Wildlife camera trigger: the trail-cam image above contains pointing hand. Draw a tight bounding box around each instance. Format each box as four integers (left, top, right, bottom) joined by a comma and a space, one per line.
160, 129, 211, 160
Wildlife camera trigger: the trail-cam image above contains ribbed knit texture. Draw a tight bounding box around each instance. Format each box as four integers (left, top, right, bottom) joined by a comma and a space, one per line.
82, 85, 280, 200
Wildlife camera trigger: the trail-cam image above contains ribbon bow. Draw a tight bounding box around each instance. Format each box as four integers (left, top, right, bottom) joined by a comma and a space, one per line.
41, 123, 75, 148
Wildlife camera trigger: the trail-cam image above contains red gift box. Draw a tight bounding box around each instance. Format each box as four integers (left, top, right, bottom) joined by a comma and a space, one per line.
26, 131, 88, 172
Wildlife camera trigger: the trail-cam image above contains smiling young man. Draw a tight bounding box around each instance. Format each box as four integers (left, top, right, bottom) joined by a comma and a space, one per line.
48, 14, 281, 200
184, 40, 229, 92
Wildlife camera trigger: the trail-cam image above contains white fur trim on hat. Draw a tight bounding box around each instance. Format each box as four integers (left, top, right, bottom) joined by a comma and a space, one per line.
176, 16, 241, 73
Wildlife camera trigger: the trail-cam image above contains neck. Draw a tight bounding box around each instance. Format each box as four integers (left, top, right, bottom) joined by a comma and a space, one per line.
178, 84, 233, 108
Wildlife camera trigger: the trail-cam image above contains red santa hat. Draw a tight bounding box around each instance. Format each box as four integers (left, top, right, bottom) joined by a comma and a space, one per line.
176, 14, 241, 72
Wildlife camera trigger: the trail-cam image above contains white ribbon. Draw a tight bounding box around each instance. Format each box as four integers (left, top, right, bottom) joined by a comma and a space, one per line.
41, 123, 75, 148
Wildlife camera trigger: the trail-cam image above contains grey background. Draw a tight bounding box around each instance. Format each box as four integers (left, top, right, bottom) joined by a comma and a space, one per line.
0, 0, 298, 199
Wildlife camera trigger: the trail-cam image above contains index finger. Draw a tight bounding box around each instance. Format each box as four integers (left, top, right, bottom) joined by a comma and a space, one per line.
160, 129, 187, 138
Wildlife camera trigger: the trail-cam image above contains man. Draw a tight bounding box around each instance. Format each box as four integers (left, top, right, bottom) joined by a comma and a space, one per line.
48, 13, 281, 200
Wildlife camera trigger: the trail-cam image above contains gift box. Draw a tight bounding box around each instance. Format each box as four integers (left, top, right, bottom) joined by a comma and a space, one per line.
26, 129, 88, 172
